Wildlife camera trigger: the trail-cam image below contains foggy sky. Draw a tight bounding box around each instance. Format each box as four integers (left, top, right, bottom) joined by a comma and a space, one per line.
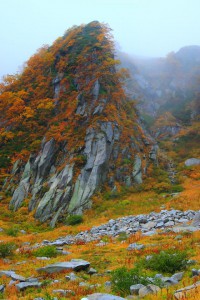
1, 0, 200, 79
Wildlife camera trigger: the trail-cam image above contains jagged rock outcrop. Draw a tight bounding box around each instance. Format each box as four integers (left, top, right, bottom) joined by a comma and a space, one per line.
3, 21, 156, 225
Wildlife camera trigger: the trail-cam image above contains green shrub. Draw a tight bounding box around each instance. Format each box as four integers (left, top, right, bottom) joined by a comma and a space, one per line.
140, 250, 188, 274
111, 267, 150, 296
5, 226, 19, 237
33, 246, 57, 258
66, 215, 83, 225
0, 242, 15, 258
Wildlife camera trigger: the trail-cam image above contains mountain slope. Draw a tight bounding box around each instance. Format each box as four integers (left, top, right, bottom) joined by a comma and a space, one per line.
118, 47, 200, 163
0, 22, 156, 226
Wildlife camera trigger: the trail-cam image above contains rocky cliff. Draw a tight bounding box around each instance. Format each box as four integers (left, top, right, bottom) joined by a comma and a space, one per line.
1, 22, 156, 226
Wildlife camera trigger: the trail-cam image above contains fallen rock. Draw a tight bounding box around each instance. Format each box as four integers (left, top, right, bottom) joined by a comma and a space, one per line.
171, 272, 184, 282
0, 270, 26, 281
83, 293, 125, 300
37, 259, 90, 273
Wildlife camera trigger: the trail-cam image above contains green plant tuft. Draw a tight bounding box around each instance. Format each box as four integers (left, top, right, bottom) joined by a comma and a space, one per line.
33, 245, 57, 258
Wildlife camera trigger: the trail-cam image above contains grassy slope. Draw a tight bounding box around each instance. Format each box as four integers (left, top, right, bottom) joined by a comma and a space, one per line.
0, 166, 199, 299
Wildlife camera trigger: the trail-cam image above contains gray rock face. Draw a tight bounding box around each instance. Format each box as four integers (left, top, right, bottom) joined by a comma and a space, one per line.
8, 95, 154, 224
185, 158, 200, 166
85, 293, 125, 300
130, 284, 145, 295
9, 160, 31, 210
37, 259, 90, 274
192, 212, 200, 227
174, 281, 200, 299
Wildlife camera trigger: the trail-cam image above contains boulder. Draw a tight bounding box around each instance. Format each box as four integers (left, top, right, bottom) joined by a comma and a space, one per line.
83, 293, 125, 300
37, 259, 90, 274
127, 243, 145, 251
0, 270, 26, 281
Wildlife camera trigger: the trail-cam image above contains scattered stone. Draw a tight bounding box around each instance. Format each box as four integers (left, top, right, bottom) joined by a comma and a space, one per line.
34, 209, 198, 247
130, 284, 145, 295
37, 259, 90, 273
79, 282, 89, 287
36, 257, 50, 260
174, 235, 183, 240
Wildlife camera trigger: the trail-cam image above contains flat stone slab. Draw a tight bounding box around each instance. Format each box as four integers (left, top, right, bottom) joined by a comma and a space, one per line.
16, 281, 41, 291
37, 259, 90, 274
83, 293, 125, 300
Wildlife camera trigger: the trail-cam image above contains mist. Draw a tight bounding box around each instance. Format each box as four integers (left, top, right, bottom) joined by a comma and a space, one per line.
1, 0, 200, 79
